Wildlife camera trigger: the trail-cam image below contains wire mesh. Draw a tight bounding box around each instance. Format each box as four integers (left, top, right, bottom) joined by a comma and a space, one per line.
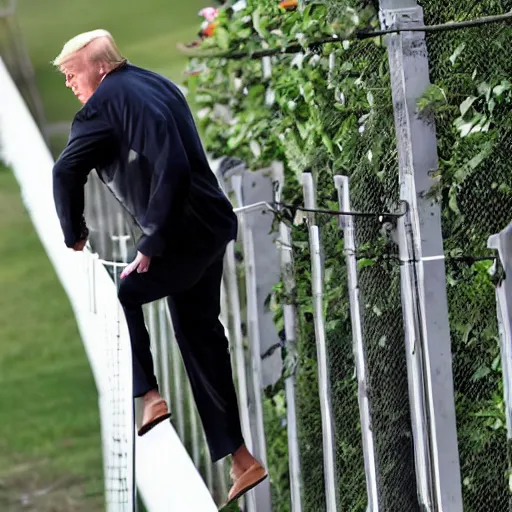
95, 262, 134, 512
276, 26, 419, 509
417, 2, 512, 510
102, 313, 132, 510
85, 184, 137, 509
287, 206, 418, 512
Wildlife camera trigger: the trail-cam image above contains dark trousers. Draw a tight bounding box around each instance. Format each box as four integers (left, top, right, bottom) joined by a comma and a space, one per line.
117, 241, 244, 462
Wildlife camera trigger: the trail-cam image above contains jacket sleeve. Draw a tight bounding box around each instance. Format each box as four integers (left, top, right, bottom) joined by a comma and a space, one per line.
136, 115, 191, 257
53, 105, 118, 248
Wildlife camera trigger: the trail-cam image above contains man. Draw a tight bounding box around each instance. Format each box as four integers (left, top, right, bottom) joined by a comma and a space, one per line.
51, 29, 267, 505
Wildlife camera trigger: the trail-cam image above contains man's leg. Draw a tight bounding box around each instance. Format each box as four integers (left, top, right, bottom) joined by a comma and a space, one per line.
118, 254, 215, 434
118, 268, 166, 398
121, 301, 158, 398
167, 257, 244, 461
168, 256, 267, 503
118, 255, 209, 398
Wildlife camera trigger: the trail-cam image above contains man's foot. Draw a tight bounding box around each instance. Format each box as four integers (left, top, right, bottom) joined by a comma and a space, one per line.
225, 445, 268, 506
138, 391, 171, 436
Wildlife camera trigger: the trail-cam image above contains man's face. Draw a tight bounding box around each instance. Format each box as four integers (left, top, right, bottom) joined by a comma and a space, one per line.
60, 55, 103, 104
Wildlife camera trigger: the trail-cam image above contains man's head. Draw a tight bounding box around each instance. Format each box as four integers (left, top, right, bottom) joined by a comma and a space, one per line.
52, 29, 126, 104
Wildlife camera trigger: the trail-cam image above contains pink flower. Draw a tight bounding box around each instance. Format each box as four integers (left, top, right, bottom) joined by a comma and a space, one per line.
199, 7, 219, 23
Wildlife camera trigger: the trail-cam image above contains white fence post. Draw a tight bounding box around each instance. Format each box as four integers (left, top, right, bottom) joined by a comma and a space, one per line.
301, 172, 338, 512
231, 173, 273, 511
380, 1, 463, 509
273, 164, 303, 512
334, 175, 379, 511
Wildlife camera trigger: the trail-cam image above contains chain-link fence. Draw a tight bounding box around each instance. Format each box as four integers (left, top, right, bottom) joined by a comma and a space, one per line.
79, 4, 512, 511
83, 3, 512, 510
181, 1, 512, 510
418, 2, 512, 510
266, 24, 420, 509
330, 36, 418, 512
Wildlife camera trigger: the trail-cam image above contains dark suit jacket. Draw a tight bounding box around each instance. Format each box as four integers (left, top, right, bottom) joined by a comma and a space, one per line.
53, 63, 237, 257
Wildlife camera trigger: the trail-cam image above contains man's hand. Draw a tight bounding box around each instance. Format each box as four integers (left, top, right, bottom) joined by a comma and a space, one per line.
120, 251, 151, 279
72, 239, 87, 251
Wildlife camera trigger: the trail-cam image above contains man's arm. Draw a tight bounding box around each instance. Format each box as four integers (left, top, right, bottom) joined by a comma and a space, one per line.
53, 105, 118, 248
136, 115, 191, 257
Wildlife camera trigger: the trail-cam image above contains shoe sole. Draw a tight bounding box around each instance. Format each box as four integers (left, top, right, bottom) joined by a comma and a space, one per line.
137, 413, 172, 436
221, 473, 268, 509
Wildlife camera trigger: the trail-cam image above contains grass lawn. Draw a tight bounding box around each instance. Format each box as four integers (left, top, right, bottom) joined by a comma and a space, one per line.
0, 166, 104, 511
0, 1, 208, 510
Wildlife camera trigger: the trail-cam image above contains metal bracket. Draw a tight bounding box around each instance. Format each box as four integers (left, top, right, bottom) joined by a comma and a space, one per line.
233, 201, 275, 215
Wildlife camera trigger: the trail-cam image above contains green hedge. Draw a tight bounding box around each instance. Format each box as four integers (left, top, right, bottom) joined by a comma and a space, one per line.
185, 1, 512, 510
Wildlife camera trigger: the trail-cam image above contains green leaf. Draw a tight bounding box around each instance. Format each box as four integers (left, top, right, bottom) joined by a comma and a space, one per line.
492, 418, 503, 430
449, 43, 465, 66
460, 96, 477, 117
417, 84, 447, 114
247, 83, 266, 99
466, 141, 493, 170
252, 7, 267, 39
357, 258, 375, 270
326, 319, 340, 333
237, 28, 252, 39
215, 27, 230, 51
462, 323, 473, 344
321, 133, 334, 155
471, 365, 491, 382
448, 186, 460, 215
493, 80, 511, 96
477, 81, 492, 101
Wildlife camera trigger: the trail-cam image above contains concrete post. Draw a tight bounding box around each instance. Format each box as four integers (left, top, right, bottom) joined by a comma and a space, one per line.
379, 1, 463, 510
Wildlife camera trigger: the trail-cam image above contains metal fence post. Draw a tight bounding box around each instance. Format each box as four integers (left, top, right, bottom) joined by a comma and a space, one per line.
334, 175, 379, 512
188, 379, 201, 467
240, 166, 283, 388
273, 164, 303, 512
379, 1, 463, 510
232, 173, 273, 511
223, 247, 254, 452
146, 303, 161, 386
302, 172, 338, 512
488, 224, 512, 440
213, 160, 255, 467
223, 244, 258, 512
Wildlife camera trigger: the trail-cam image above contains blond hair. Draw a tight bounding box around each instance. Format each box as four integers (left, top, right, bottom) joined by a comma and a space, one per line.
52, 29, 126, 68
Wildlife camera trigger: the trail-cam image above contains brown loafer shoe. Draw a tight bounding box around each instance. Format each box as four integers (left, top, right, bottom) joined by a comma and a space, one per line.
225, 462, 268, 506
138, 398, 171, 436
